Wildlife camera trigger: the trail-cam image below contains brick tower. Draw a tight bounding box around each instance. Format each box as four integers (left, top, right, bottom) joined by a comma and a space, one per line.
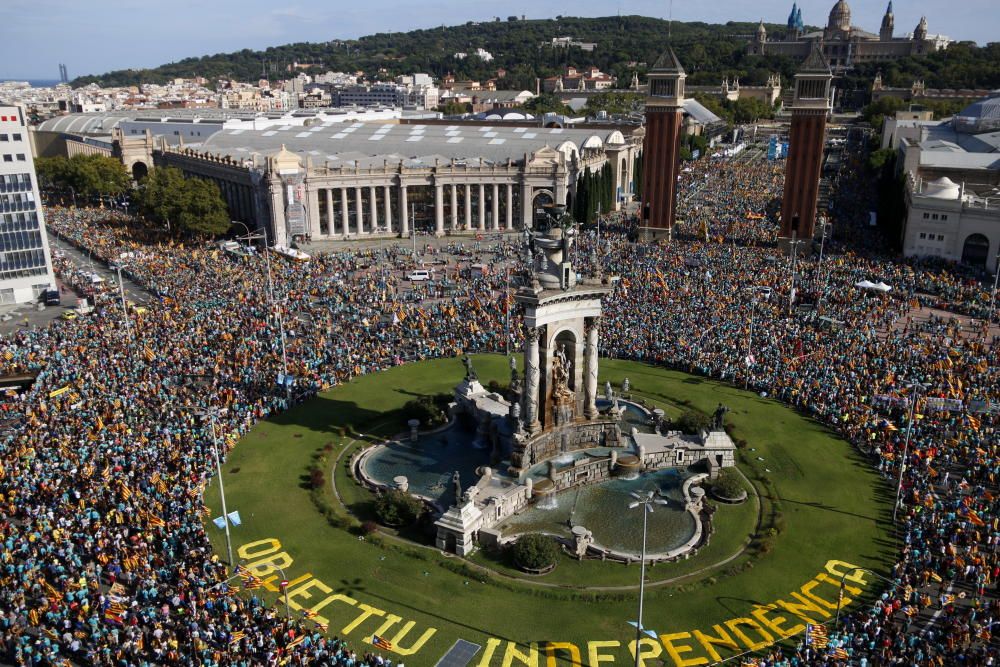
640, 47, 686, 241
780, 45, 833, 250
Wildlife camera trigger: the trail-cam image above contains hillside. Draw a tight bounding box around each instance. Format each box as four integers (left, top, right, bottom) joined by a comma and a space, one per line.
71, 15, 1000, 98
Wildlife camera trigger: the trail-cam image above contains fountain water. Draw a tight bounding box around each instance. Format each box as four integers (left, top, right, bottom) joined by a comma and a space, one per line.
619, 471, 640, 481
535, 495, 560, 510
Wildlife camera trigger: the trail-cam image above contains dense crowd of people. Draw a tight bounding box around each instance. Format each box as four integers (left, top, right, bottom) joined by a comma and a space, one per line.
0, 141, 996, 665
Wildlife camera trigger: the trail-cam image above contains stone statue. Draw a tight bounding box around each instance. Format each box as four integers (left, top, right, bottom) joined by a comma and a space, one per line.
509, 357, 522, 394
462, 355, 478, 381
713, 403, 729, 430
452, 470, 462, 503
604, 381, 613, 402
622, 377, 630, 394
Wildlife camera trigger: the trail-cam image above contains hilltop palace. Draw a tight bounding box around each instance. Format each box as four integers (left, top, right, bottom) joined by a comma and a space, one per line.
749, 1, 950, 71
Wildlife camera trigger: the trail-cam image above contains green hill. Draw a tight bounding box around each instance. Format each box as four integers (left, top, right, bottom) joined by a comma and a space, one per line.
70, 15, 999, 101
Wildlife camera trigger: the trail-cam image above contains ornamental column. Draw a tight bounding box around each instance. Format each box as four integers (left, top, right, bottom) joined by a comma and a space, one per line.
450, 184, 459, 231
383, 184, 393, 234
584, 317, 600, 419
434, 182, 445, 236
523, 326, 541, 434
369, 185, 379, 233
505, 184, 514, 230
325, 188, 334, 237
491, 183, 500, 230
340, 188, 350, 236
464, 184, 473, 230
354, 186, 364, 234
399, 183, 409, 236
478, 183, 486, 230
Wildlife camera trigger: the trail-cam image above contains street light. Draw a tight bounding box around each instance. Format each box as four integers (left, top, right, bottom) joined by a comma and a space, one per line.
834, 566, 896, 627
892, 382, 926, 523
170, 398, 235, 567
232, 224, 291, 403
111, 264, 132, 344
628, 490, 667, 667
987, 251, 1000, 326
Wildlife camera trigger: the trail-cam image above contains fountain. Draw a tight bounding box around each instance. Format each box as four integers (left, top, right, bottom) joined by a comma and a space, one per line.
355, 209, 738, 562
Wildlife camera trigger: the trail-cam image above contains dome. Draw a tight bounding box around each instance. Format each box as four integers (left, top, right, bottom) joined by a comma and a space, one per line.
827, 0, 851, 31
953, 96, 1000, 134
923, 177, 960, 199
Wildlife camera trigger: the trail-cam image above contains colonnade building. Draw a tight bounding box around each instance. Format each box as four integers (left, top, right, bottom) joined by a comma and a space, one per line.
112, 116, 641, 246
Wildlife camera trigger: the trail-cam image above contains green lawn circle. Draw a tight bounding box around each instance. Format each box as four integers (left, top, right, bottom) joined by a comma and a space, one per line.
208, 355, 895, 665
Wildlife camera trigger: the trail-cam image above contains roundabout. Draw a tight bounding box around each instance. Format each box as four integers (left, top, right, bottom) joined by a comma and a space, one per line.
207, 355, 895, 666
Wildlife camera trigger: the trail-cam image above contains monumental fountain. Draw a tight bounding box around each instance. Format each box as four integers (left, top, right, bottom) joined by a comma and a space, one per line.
356, 208, 737, 561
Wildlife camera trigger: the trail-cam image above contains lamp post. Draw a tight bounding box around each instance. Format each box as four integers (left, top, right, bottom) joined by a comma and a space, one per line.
113, 264, 132, 343
744, 290, 757, 390
893, 382, 925, 523
816, 218, 830, 311
234, 225, 290, 402
987, 251, 999, 326
628, 490, 667, 667
834, 566, 896, 627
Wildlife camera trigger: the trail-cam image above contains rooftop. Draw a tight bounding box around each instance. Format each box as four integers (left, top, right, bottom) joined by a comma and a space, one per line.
190, 122, 629, 169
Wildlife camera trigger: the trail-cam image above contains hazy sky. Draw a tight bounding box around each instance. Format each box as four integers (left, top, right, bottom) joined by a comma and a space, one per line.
1, 0, 996, 80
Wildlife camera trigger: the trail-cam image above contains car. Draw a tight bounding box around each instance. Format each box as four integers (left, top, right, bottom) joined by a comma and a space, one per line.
61, 310, 78, 321
406, 270, 432, 282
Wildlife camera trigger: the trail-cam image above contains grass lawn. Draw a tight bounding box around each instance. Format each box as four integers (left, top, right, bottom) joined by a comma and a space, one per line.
207, 355, 895, 667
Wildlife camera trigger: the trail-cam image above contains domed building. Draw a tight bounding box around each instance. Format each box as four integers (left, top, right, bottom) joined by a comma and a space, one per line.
749, 1, 950, 70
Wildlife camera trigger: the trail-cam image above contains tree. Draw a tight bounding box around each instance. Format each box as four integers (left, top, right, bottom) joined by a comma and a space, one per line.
860, 97, 906, 131
523, 93, 573, 116
510, 533, 559, 570
374, 490, 424, 526
582, 92, 644, 116
437, 100, 471, 116
138, 167, 229, 236
675, 410, 711, 434
35, 154, 130, 198
712, 468, 746, 500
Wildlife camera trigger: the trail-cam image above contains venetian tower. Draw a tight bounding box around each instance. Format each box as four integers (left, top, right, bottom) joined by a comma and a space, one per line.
780, 45, 833, 248
640, 47, 686, 241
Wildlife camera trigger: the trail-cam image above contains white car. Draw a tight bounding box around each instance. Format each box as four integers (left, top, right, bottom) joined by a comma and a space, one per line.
406, 270, 432, 282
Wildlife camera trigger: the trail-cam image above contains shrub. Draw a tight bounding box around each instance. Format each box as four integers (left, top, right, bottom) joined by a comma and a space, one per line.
401, 393, 451, 428
361, 521, 378, 535
510, 533, 559, 571
374, 489, 424, 526
675, 410, 711, 434
713, 468, 746, 499
309, 467, 325, 489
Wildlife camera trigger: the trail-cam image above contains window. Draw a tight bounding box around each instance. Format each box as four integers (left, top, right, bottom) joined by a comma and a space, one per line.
15, 154, 24, 161
919, 233, 926, 239
0, 135, 6, 141
937, 234, 944, 241
941, 214, 948, 221
932, 214, 939, 220
2, 155, 10, 162
12, 134, 21, 141
923, 212, 930, 219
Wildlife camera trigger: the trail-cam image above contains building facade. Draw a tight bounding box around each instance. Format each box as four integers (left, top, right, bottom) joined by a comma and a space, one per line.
749, 1, 949, 70
0, 105, 56, 304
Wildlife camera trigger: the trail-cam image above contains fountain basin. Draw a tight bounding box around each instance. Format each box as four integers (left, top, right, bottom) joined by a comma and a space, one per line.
499, 468, 699, 557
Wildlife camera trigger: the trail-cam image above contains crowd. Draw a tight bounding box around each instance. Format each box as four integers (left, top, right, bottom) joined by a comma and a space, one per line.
0, 142, 996, 665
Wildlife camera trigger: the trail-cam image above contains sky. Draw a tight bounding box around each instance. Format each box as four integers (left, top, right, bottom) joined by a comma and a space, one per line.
1, 0, 996, 80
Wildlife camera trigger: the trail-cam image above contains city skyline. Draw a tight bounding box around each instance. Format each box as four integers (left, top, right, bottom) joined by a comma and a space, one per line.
2, 0, 996, 81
